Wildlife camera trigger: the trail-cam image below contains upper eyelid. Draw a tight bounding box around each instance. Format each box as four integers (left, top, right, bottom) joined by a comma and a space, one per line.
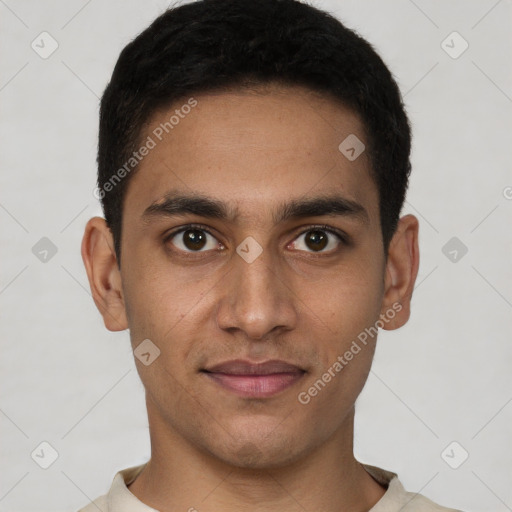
164, 223, 218, 242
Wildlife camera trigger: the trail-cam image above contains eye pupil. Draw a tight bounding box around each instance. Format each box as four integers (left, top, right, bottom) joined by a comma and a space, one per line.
184, 229, 207, 250
306, 230, 328, 251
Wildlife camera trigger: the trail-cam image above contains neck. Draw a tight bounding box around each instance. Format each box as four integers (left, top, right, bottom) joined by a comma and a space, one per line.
128, 404, 386, 512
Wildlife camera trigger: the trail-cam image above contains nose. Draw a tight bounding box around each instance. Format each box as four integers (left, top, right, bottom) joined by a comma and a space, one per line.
215, 242, 298, 341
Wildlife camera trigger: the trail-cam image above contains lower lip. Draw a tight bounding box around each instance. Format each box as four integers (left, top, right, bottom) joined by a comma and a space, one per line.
203, 371, 305, 398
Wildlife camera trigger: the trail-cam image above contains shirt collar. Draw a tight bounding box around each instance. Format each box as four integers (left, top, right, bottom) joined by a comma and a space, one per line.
108, 464, 157, 512
107, 462, 401, 512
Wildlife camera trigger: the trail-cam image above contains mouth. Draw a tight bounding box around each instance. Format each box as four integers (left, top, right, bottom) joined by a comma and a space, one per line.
201, 359, 306, 398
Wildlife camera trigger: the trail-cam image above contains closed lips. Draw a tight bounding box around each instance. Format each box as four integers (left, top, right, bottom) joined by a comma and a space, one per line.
202, 359, 305, 375
201, 359, 306, 398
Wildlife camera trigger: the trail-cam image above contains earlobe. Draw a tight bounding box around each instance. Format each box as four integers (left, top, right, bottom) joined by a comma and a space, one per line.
380, 214, 420, 331
81, 216, 128, 332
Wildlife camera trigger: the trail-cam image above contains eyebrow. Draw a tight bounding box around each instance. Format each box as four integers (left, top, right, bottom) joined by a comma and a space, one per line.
141, 191, 369, 226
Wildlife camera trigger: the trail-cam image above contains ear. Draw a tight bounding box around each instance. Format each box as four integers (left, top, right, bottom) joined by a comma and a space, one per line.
380, 214, 420, 330
81, 216, 128, 331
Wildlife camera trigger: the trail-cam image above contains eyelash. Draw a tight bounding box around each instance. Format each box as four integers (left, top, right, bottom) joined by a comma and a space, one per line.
163, 223, 349, 254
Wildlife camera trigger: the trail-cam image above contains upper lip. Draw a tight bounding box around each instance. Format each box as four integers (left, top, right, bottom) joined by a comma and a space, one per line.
203, 359, 305, 375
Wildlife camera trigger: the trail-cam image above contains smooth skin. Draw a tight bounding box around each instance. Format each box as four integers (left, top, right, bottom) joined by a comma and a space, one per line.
82, 83, 419, 512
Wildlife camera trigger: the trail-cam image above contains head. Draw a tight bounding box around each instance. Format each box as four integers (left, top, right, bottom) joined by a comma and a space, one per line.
82, 0, 419, 469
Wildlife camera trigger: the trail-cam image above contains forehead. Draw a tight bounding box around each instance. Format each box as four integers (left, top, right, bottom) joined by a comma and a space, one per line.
122, 84, 379, 227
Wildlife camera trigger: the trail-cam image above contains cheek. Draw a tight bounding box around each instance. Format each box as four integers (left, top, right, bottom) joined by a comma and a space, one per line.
297, 278, 382, 421
304, 258, 384, 408
308, 261, 384, 350
121, 259, 219, 371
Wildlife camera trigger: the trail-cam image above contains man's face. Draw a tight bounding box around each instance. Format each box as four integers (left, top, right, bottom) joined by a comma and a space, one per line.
112, 85, 392, 467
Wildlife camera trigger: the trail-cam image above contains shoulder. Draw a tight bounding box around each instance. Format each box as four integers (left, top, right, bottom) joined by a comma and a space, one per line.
74, 463, 147, 512
398, 489, 464, 511
76, 493, 108, 512
362, 463, 464, 512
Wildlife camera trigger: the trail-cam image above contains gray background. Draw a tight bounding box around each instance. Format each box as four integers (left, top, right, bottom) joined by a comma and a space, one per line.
1, 1, 511, 511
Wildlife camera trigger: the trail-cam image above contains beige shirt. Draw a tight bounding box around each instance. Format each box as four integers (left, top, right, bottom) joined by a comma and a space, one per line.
77, 463, 463, 512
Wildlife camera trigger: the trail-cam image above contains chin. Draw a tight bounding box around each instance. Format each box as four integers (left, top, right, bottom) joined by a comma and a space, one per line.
201, 407, 333, 470
209, 427, 309, 470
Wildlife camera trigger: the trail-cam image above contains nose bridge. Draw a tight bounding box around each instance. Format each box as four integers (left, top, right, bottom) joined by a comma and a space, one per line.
216, 238, 297, 339
236, 244, 278, 302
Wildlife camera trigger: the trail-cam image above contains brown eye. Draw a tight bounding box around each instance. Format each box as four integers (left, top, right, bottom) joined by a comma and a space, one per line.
290, 228, 343, 253
182, 229, 207, 251
305, 230, 328, 251
167, 227, 220, 253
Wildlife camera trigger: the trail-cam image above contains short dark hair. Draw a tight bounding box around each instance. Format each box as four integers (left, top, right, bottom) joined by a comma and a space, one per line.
97, 0, 412, 267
